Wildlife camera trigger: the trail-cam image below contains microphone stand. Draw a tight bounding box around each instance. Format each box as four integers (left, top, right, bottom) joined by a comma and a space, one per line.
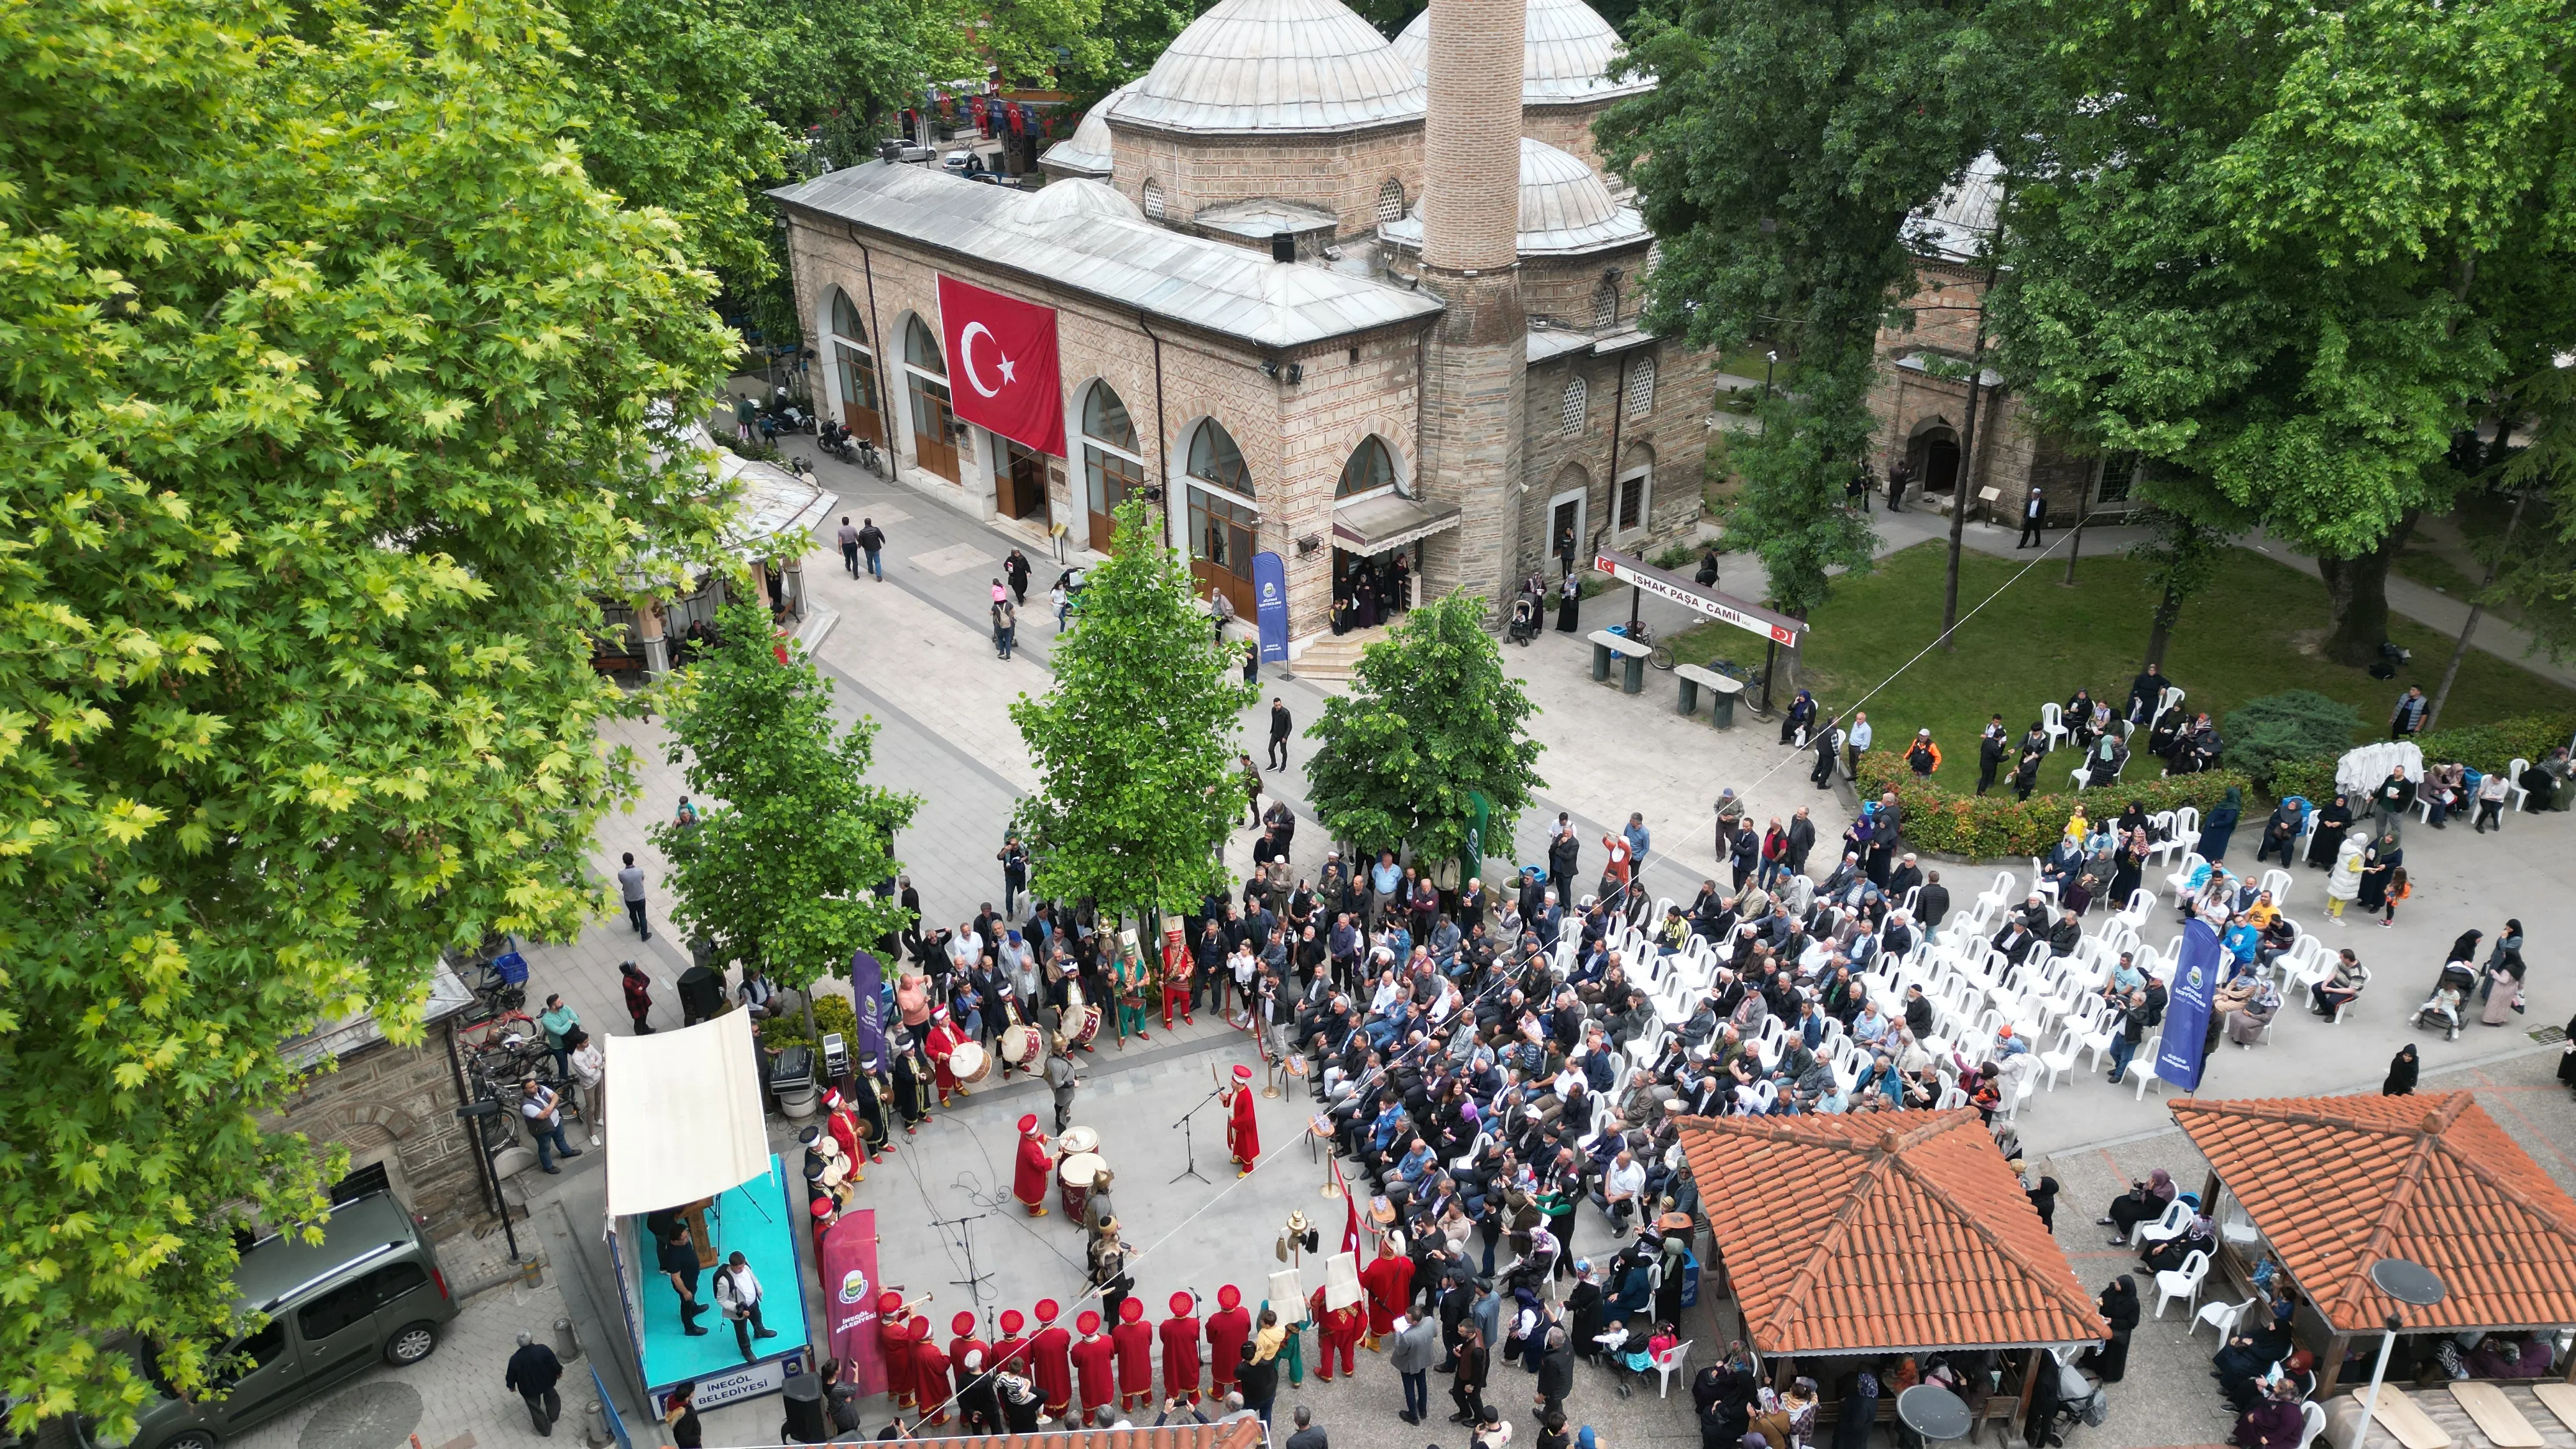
1170, 1085, 1227, 1184
931, 1209, 995, 1303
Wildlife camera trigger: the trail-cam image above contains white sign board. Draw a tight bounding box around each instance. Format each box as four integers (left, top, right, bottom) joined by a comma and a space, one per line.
1593, 553, 1803, 646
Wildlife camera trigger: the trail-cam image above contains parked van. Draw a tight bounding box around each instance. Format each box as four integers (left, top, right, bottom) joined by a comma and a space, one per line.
80, 1193, 458, 1449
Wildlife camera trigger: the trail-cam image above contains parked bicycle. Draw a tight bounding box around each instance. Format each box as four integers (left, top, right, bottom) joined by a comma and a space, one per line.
1609, 619, 1676, 671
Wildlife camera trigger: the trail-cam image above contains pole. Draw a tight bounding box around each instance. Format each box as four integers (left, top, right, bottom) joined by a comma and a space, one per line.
2350, 1323, 2399, 1449
1759, 637, 1776, 716
2062, 507, 2087, 586
1940, 220, 2008, 648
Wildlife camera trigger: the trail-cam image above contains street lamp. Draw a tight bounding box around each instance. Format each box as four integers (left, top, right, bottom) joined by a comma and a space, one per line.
1897, 1383, 1972, 1447
2350, 1259, 2446, 1449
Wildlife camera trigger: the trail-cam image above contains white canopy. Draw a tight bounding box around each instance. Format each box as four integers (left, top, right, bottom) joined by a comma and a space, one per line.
602, 1009, 772, 1216
2335, 740, 2425, 799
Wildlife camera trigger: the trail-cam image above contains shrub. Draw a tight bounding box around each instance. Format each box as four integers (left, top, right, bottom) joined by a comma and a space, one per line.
1855, 753, 2251, 860
2271, 712, 2576, 805
2221, 691, 2359, 790
811, 991, 858, 1043
758, 1012, 813, 1053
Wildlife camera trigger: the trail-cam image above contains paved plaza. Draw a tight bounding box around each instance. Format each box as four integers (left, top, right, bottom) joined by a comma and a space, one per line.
320, 429, 2576, 1449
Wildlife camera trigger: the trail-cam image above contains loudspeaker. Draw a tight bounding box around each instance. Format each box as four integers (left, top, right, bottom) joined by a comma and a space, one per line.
780, 1373, 827, 1443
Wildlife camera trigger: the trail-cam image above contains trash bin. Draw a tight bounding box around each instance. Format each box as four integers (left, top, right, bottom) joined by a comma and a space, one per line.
772, 1045, 818, 1118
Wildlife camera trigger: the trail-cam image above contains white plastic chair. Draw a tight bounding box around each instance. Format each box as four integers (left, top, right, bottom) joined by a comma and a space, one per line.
2077, 998, 2120, 1073
2163, 852, 2207, 905
2135, 1197, 2191, 1246
1653, 1338, 1692, 1397
2508, 757, 2532, 811
2154, 1248, 2211, 1318
2194, 1294, 2255, 1341
2258, 868, 2292, 905
2129, 1034, 2166, 1098
2300, 1402, 2327, 1449
2041, 702, 2069, 753
2172, 806, 2203, 857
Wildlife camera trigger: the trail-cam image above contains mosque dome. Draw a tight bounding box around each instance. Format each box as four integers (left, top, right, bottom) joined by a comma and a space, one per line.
1013, 177, 1146, 226
1114, 0, 1427, 135
1379, 137, 1646, 255
1040, 81, 1137, 176
1392, 0, 1655, 107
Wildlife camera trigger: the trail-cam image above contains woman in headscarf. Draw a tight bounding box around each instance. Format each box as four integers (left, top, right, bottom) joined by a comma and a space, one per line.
1554, 571, 1581, 632
2078, 1276, 2139, 1383
2141, 1211, 2212, 1273
2197, 786, 2244, 861
2107, 832, 2146, 912
1781, 689, 1816, 747
2383, 1043, 2419, 1096
1831, 1371, 1879, 1449
2099, 1168, 2177, 1240
2305, 792, 2354, 867
2225, 975, 2281, 1047
2230, 1379, 2307, 1448
2480, 920, 2526, 1025
2356, 835, 2402, 921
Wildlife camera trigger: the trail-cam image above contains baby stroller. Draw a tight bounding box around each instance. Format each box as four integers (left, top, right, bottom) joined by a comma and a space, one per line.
2413, 960, 2477, 1041
1507, 595, 1540, 646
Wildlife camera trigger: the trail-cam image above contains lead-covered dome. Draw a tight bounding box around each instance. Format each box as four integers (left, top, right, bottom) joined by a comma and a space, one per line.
1114, 0, 1427, 135
1013, 178, 1146, 226
1379, 137, 1646, 255
1392, 0, 1654, 107
1041, 80, 1137, 176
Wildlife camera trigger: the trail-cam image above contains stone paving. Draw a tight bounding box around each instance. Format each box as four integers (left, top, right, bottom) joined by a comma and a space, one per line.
426, 424, 2576, 1449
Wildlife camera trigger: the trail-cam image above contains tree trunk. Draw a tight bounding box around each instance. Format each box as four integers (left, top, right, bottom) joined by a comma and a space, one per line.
2427, 489, 2527, 730
2315, 513, 2417, 668
2142, 583, 2181, 671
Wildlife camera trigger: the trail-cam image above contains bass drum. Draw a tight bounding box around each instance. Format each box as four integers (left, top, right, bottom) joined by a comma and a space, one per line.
1070, 1004, 1102, 1049
949, 1041, 992, 1086
998, 1023, 1041, 1069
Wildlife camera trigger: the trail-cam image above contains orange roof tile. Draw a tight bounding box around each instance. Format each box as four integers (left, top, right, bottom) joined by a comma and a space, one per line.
1675, 1110, 2104, 1354
2172, 1093, 2576, 1335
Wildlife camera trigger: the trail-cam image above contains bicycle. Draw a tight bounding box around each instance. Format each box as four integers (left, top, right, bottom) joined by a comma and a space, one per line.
1611, 620, 1676, 671
1710, 657, 1767, 694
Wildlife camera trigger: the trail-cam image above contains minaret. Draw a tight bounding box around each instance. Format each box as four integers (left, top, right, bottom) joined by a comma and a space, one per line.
1416, 0, 1526, 604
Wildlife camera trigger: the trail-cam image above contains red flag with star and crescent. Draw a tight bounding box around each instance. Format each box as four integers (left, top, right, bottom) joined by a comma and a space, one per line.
935, 274, 1065, 456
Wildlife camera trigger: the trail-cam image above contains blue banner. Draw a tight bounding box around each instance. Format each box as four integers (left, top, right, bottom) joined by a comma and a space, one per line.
850, 949, 885, 1069
2155, 918, 2220, 1091
1254, 550, 1289, 663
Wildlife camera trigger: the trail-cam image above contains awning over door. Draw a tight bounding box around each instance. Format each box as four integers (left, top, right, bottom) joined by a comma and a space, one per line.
1333, 493, 1462, 556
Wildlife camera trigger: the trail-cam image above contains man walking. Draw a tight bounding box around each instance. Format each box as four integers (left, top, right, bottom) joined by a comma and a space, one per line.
654, 1216, 710, 1335
620, 960, 654, 1035
505, 1330, 565, 1436
2016, 486, 2046, 548
1623, 812, 1650, 876
1045, 1031, 1082, 1130
2388, 686, 2428, 740
714, 1251, 781, 1363
519, 1077, 581, 1175
617, 852, 651, 940
836, 516, 862, 578
993, 595, 1018, 660
857, 518, 887, 581
1268, 698, 1293, 771
998, 836, 1030, 917
1844, 710, 1873, 781
1390, 1307, 1439, 1425
1885, 457, 1913, 513
1284, 1404, 1328, 1449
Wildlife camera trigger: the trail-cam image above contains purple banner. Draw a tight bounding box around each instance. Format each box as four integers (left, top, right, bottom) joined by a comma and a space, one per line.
850, 949, 886, 1067
2154, 919, 2220, 1092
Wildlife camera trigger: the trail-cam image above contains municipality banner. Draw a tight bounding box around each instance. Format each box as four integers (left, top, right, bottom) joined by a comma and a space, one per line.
2154, 918, 2221, 1092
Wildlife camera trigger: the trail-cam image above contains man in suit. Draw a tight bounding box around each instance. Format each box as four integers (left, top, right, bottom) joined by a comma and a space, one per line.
2016, 486, 2047, 548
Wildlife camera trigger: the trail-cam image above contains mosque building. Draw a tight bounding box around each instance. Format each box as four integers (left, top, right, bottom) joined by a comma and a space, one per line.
770, 0, 1719, 649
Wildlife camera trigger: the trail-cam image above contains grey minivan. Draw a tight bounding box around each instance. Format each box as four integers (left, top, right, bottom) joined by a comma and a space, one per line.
82, 1192, 459, 1449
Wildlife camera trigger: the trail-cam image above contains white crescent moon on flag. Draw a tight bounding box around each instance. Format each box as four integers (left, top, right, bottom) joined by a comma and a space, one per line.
960, 321, 1013, 399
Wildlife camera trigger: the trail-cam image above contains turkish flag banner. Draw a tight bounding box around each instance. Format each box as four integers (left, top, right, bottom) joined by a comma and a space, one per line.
936, 274, 1065, 456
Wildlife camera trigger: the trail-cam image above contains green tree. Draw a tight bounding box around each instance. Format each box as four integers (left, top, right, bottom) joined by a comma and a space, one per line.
1988, 0, 2576, 666
1304, 592, 1544, 868
1597, 0, 2035, 686
650, 602, 919, 1013
2128, 487, 2249, 671
1008, 500, 1254, 925
0, 0, 739, 1432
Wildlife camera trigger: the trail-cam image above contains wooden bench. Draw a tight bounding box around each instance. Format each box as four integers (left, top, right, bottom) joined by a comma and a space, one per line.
591, 652, 648, 676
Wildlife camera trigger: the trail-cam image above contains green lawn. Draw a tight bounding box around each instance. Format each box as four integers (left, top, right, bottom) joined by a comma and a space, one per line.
1665, 541, 2576, 797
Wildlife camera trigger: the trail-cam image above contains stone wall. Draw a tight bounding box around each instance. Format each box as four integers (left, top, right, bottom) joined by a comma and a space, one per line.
1108, 123, 1427, 240
1520, 244, 1651, 330
1516, 339, 1719, 578
269, 1023, 486, 1240
1522, 103, 1618, 175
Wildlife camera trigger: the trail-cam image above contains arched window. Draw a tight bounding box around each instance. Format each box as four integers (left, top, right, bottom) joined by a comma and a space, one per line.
824, 288, 881, 444
1337, 436, 1397, 498
1142, 179, 1166, 221
1625, 354, 1656, 419
902, 316, 957, 482
1591, 282, 1618, 330
1376, 177, 1406, 224
1080, 381, 1146, 552
1644, 240, 1664, 277
831, 289, 868, 344
1560, 376, 1588, 433
1184, 420, 1257, 618
1188, 419, 1252, 496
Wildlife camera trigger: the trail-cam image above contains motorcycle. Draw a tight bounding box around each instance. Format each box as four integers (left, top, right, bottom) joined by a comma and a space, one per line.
819, 421, 859, 464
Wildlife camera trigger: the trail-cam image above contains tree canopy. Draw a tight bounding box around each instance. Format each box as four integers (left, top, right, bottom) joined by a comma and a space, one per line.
1008, 500, 1255, 922
1597, 0, 2034, 663
650, 602, 917, 992
0, 0, 737, 1429
1304, 592, 1544, 869
1986, 0, 2576, 663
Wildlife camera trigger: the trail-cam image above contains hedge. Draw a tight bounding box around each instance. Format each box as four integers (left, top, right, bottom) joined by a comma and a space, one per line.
1859, 712, 2576, 858
1855, 752, 2251, 861
2268, 712, 2576, 804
